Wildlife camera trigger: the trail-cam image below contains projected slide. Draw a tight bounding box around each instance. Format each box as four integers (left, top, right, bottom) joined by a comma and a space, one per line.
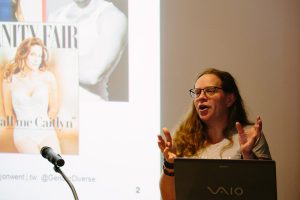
0, 0, 160, 199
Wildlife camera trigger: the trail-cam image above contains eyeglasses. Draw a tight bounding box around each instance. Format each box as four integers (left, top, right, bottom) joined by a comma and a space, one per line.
189, 86, 222, 98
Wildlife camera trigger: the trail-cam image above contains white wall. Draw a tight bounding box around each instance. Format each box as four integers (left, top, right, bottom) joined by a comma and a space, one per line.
161, 0, 300, 199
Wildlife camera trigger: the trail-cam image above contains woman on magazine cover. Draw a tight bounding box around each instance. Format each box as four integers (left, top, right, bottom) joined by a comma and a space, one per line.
2, 37, 61, 154
48, 0, 128, 101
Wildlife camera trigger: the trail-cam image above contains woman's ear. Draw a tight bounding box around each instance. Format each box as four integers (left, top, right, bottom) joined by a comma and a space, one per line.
225, 93, 236, 107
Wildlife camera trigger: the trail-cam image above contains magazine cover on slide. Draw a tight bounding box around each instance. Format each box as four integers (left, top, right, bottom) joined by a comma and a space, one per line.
0, 22, 79, 155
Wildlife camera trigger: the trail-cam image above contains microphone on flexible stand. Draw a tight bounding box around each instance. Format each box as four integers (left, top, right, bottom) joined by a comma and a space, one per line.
40, 146, 79, 200
41, 146, 65, 167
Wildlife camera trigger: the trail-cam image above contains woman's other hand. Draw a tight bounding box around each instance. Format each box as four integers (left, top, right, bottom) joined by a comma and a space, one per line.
157, 127, 177, 163
236, 116, 262, 159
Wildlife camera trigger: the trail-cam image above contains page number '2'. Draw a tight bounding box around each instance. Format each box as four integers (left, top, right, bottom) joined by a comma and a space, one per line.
136, 186, 141, 194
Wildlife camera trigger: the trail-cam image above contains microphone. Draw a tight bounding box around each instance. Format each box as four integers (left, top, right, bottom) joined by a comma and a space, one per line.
40, 146, 78, 199
40, 146, 65, 167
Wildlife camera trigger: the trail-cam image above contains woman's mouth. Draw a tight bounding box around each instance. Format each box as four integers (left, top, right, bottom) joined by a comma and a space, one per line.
199, 105, 209, 111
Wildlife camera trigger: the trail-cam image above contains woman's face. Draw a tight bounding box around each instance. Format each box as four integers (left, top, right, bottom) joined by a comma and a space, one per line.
193, 74, 234, 125
25, 45, 43, 71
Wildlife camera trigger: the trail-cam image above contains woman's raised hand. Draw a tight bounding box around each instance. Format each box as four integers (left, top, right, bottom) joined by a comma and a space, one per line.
157, 127, 177, 163
236, 116, 262, 159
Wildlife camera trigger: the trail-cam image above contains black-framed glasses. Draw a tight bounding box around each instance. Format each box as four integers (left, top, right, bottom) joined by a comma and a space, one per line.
189, 86, 222, 98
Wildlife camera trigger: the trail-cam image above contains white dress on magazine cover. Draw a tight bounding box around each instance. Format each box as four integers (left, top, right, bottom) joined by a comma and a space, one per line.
11, 75, 61, 153
48, 0, 127, 101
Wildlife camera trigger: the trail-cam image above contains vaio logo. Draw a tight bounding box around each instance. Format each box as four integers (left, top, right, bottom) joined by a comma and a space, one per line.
207, 186, 244, 196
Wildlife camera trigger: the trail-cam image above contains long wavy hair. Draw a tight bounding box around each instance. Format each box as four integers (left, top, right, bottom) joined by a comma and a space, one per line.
173, 68, 251, 157
4, 37, 48, 81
